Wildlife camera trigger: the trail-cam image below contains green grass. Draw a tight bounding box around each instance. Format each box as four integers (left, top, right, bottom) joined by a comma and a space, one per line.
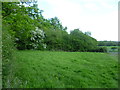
5, 51, 118, 88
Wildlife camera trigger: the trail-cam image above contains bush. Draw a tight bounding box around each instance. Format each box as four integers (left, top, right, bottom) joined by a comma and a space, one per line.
111, 47, 117, 50
90, 47, 107, 53
2, 24, 16, 87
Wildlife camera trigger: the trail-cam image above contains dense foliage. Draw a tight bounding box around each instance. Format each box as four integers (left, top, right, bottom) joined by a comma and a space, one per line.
2, 2, 108, 52
69, 29, 97, 52
2, 23, 16, 87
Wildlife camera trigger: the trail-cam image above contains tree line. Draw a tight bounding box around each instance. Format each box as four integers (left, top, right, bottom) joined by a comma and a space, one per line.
98, 41, 119, 46
2, 2, 107, 52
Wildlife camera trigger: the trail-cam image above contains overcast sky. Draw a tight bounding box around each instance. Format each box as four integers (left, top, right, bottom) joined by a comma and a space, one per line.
37, 0, 118, 41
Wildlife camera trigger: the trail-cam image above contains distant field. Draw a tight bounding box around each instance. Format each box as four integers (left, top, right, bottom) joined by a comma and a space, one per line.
4, 51, 118, 88
99, 46, 119, 52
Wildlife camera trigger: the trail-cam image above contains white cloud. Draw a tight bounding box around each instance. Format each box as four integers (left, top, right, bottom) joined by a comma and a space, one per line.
84, 3, 99, 11
79, 10, 118, 41
38, 0, 118, 41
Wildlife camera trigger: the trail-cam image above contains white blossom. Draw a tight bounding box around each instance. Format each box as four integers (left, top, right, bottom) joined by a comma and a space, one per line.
30, 27, 46, 49
43, 44, 47, 49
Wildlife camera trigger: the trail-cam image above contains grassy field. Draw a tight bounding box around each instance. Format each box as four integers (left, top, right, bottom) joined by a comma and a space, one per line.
5, 51, 118, 88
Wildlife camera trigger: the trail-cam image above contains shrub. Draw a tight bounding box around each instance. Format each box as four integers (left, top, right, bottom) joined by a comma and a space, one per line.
2, 23, 16, 87
111, 47, 117, 50
98, 47, 107, 52
90, 47, 107, 53
29, 27, 46, 50
15, 27, 46, 50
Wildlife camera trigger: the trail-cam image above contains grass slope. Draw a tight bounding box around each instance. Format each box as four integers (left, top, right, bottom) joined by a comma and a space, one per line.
6, 51, 118, 88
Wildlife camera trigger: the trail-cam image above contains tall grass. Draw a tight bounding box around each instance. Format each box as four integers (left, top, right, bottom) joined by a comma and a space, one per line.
8, 50, 118, 88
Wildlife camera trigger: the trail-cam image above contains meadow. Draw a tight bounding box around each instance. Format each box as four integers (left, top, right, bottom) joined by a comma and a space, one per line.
5, 50, 118, 88
2, 2, 119, 89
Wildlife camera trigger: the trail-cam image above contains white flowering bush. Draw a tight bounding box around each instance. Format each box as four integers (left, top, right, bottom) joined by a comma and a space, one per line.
29, 27, 47, 50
